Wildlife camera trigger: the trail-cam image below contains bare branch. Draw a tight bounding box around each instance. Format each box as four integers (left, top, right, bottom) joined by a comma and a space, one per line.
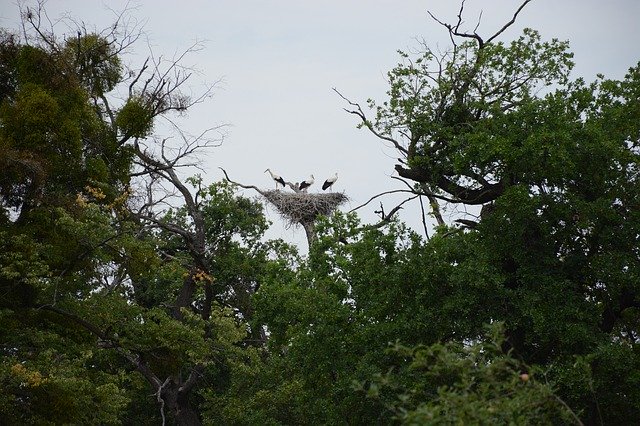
486, 0, 534, 45
129, 57, 149, 97
99, 92, 116, 128
137, 210, 193, 240
157, 378, 170, 426
333, 88, 408, 155
390, 175, 463, 204
395, 164, 504, 205
428, 5, 484, 49
418, 195, 430, 239
426, 193, 446, 227
21, 2, 59, 51
349, 189, 415, 213
348, 196, 419, 238
428, 0, 533, 49
219, 167, 266, 196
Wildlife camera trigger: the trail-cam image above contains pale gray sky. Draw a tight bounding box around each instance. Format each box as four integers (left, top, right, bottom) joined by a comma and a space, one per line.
2, 1, 639, 250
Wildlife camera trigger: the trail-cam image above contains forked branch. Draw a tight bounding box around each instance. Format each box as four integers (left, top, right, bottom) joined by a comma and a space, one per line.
427, 0, 533, 49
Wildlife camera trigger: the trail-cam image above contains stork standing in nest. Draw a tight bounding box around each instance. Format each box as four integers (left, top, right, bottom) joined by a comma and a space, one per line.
298, 175, 315, 192
322, 172, 338, 191
265, 168, 286, 190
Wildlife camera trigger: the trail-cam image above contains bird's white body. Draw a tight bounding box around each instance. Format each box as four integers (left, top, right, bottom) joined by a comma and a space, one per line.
265, 168, 286, 189
298, 174, 315, 192
322, 172, 338, 191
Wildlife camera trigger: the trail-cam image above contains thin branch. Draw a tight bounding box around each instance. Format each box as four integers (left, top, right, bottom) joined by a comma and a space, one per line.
99, 92, 116, 128
552, 393, 585, 426
333, 88, 408, 155
349, 189, 416, 213
486, 0, 534, 45
390, 175, 463, 204
218, 167, 266, 196
427, 7, 484, 49
22, 3, 59, 52
350, 196, 418, 237
418, 195, 430, 239
129, 57, 149, 96
428, 0, 532, 50
40, 304, 106, 338
474, 10, 483, 34
137, 211, 194, 240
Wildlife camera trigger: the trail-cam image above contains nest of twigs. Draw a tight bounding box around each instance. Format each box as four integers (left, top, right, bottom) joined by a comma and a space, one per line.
262, 190, 349, 226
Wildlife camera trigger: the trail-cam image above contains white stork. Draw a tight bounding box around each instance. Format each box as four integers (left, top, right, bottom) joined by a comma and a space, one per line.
264, 168, 286, 189
322, 172, 338, 191
298, 175, 315, 192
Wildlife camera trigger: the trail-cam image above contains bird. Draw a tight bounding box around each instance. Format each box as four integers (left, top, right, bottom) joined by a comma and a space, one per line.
322, 172, 338, 191
298, 175, 315, 192
264, 168, 286, 189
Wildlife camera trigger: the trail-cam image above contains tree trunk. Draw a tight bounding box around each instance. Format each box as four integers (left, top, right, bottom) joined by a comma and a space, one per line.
161, 379, 202, 426
301, 220, 316, 249
173, 404, 201, 426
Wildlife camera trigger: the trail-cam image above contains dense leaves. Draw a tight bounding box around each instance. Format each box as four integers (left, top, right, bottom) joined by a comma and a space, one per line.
365, 323, 581, 425
0, 9, 290, 424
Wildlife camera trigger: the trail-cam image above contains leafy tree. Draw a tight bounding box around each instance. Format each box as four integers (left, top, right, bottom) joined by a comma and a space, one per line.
0, 4, 295, 425
203, 2, 638, 424
337, 1, 640, 424
0, 10, 138, 423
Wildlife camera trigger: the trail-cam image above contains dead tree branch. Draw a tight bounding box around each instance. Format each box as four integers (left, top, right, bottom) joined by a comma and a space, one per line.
219, 167, 266, 195
427, 0, 533, 49
333, 88, 408, 156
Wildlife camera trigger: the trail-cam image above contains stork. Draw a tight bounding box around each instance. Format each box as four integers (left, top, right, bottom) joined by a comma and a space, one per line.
322, 172, 338, 191
298, 175, 315, 192
264, 168, 286, 189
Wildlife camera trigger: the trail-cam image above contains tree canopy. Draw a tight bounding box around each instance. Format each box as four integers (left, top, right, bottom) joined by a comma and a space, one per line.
1, 1, 639, 425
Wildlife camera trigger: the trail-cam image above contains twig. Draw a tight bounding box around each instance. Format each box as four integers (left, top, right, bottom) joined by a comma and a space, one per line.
349, 189, 416, 213
418, 195, 430, 239
552, 394, 585, 426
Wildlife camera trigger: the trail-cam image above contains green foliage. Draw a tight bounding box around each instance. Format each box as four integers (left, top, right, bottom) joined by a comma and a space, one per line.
371, 29, 574, 184
0, 307, 130, 425
0, 13, 270, 423
238, 32, 640, 424
363, 323, 581, 425
63, 33, 123, 96
0, 32, 131, 219
197, 179, 271, 247
339, 19, 640, 425
116, 95, 154, 138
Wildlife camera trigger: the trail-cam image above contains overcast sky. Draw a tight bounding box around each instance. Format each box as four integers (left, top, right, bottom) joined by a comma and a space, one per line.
2, 1, 639, 251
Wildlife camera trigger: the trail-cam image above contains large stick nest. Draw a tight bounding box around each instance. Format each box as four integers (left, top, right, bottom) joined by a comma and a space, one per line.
262, 190, 349, 226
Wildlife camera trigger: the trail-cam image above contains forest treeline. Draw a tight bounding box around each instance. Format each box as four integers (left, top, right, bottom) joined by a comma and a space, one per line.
1, 2, 639, 425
